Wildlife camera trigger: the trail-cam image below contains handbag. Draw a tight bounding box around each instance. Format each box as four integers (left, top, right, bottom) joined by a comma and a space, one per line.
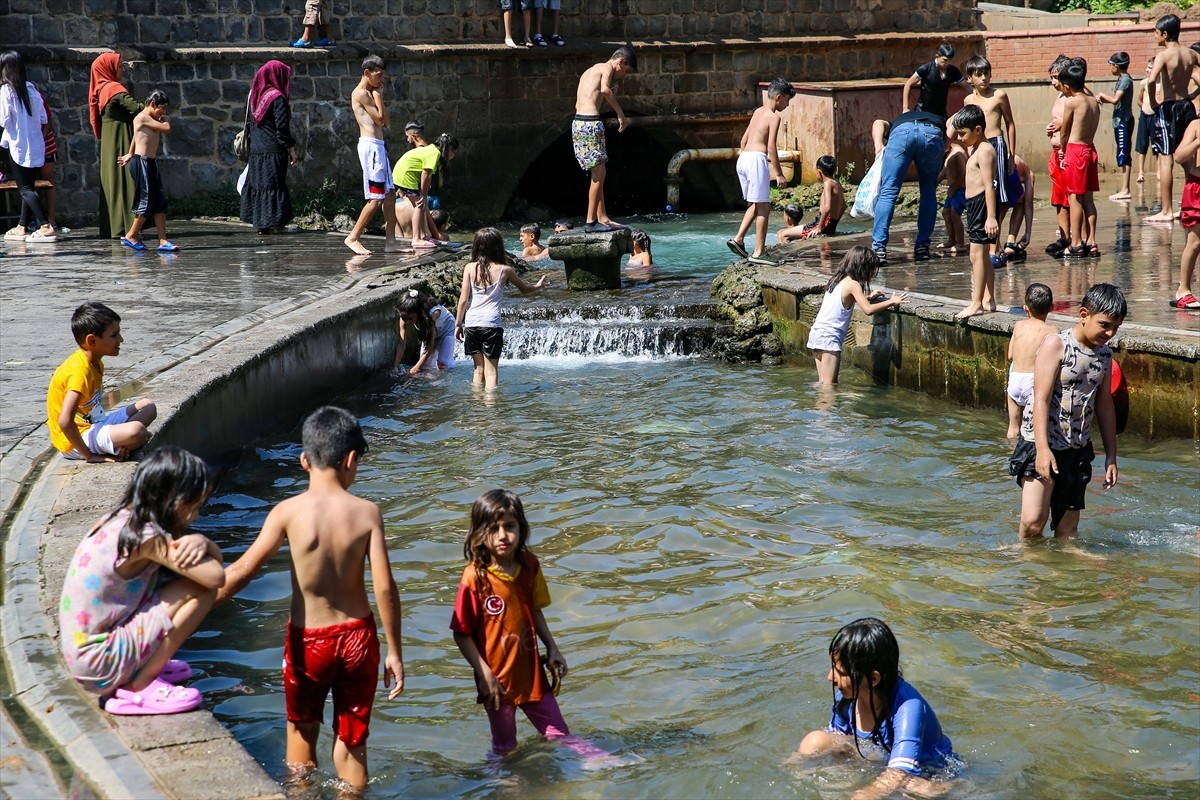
233, 96, 251, 161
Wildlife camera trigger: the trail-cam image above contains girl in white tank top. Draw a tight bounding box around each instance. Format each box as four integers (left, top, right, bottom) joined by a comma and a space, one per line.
454, 227, 547, 391
806, 246, 907, 385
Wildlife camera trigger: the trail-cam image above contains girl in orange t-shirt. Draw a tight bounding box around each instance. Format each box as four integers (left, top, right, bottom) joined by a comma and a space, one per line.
450, 489, 607, 758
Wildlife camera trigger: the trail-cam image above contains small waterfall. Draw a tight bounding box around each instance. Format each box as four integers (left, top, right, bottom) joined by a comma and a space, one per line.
500, 296, 727, 361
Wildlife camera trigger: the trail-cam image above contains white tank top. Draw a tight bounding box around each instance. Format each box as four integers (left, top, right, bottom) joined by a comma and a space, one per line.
809, 282, 854, 342
463, 265, 506, 328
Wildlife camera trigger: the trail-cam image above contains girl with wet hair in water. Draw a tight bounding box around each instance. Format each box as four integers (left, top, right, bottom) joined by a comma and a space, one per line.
454, 227, 547, 391
394, 287, 456, 374
628, 228, 653, 266
794, 618, 958, 797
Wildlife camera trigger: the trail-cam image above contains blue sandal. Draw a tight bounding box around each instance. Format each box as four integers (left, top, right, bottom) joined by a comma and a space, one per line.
121, 237, 146, 251
157, 241, 179, 252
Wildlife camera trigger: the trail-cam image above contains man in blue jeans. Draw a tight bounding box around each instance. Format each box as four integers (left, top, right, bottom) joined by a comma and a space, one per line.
871, 109, 947, 263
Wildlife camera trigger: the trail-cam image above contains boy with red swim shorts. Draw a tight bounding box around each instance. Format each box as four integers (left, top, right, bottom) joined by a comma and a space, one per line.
217, 407, 405, 792
1171, 117, 1200, 309
1057, 62, 1102, 258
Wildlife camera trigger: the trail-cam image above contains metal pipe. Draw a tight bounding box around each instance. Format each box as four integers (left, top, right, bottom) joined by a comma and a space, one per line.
665, 148, 802, 209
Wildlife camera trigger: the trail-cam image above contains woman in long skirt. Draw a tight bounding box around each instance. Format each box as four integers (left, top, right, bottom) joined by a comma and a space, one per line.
89, 53, 143, 240
240, 60, 296, 233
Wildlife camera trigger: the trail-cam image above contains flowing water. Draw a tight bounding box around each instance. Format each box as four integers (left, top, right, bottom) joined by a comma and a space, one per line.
191, 211, 1197, 799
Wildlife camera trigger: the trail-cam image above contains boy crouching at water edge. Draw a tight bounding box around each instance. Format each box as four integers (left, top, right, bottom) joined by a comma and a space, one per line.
217, 406, 404, 792
1008, 284, 1125, 540
1005, 283, 1057, 439
118, 90, 177, 252
47, 302, 156, 462
346, 55, 399, 256
951, 105, 998, 320
727, 77, 794, 264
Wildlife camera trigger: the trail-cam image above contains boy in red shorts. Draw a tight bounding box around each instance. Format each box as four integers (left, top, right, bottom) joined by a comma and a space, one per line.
1057, 62, 1101, 258
1171, 117, 1200, 309
1045, 55, 1073, 255
217, 407, 404, 792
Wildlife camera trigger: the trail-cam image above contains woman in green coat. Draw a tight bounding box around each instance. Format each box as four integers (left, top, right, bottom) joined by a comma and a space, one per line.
89, 53, 144, 239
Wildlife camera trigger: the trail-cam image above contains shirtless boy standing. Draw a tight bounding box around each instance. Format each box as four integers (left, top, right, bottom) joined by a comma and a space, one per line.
1146, 14, 1200, 222
1045, 55, 1073, 255
727, 77, 794, 264
345, 55, 399, 255
1006, 283, 1058, 438
951, 104, 998, 319
118, 91, 176, 252
218, 406, 404, 792
572, 46, 636, 233
1058, 63, 1102, 258
961, 55, 1019, 266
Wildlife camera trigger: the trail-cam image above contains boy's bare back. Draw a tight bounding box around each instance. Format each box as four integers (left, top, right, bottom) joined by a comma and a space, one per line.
1010, 317, 1058, 372
943, 147, 966, 192
576, 61, 615, 116
1151, 43, 1200, 100
823, 177, 846, 219
740, 106, 780, 154
270, 486, 384, 628
1063, 93, 1101, 144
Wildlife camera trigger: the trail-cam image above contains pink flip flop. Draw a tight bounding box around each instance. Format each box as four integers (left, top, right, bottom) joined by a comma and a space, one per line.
158, 658, 193, 683
104, 678, 202, 715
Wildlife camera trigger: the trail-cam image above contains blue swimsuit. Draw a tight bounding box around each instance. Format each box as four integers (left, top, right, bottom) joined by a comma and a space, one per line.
827, 677, 955, 777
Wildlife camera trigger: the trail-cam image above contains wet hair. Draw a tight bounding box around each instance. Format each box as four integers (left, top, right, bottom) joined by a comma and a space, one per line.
397, 287, 436, 353
611, 46, 638, 72
1081, 283, 1127, 319
767, 77, 795, 99
0, 51, 31, 116
631, 228, 651, 252
405, 120, 424, 133
469, 227, 507, 289
145, 89, 169, 108
463, 489, 531, 575
434, 133, 458, 190
1024, 283, 1053, 315
935, 43, 955, 59
362, 54, 385, 72
1156, 13, 1181, 42
1049, 54, 1071, 75
301, 406, 367, 470
784, 204, 804, 226
520, 222, 541, 240
71, 301, 121, 345
1068, 56, 1087, 79
554, 221, 573, 232
815, 155, 837, 178
963, 55, 991, 77
430, 208, 449, 229
100, 446, 211, 558
829, 618, 902, 760
1059, 64, 1086, 92
826, 245, 881, 294
951, 104, 985, 133
1108, 51, 1130, 69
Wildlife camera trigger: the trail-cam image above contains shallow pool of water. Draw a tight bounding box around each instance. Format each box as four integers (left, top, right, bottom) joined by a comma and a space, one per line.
195, 355, 1199, 800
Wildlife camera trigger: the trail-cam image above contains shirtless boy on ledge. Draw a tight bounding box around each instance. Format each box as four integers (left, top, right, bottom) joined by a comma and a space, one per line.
572, 46, 636, 233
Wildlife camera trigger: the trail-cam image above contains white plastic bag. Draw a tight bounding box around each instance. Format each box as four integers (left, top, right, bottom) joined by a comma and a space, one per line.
236, 165, 249, 195
850, 157, 883, 219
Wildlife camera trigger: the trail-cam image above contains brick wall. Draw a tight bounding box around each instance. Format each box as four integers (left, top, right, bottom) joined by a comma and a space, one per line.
2, 0, 979, 48
986, 22, 1200, 83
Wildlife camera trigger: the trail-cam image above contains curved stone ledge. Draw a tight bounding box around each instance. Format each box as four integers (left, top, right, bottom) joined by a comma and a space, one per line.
3, 260, 444, 798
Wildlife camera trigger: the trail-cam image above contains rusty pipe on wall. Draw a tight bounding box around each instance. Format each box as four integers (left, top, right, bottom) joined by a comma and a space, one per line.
665, 148, 802, 209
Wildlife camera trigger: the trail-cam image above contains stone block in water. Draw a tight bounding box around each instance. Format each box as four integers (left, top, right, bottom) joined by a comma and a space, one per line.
547, 228, 632, 291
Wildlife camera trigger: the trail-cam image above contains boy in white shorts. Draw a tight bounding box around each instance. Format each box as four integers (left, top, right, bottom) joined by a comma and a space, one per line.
47, 302, 156, 462
1005, 283, 1057, 438
728, 77, 794, 265
345, 56, 399, 256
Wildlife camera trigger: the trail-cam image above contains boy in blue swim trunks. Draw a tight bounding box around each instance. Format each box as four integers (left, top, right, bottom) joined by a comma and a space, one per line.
939, 138, 966, 255
1009, 283, 1124, 539
572, 47, 636, 233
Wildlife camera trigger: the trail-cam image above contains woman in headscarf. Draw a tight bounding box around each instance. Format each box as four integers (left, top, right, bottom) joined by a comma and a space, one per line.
240, 60, 297, 234
89, 53, 144, 239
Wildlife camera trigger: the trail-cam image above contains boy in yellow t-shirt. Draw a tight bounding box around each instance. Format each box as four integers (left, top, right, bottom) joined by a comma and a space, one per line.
47, 302, 157, 461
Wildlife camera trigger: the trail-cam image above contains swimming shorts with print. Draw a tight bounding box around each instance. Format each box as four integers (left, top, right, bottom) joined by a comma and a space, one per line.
357, 137, 394, 201
284, 615, 380, 747
571, 115, 607, 170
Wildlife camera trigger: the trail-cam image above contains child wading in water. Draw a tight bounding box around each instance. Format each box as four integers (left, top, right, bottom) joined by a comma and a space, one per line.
59, 447, 224, 714
1006, 283, 1058, 438
450, 490, 608, 759
455, 227, 547, 391
394, 287, 456, 374
118, 90, 177, 252
795, 618, 957, 798
806, 246, 906, 385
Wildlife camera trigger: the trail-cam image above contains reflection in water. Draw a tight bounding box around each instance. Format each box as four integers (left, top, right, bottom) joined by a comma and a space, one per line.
200, 359, 1199, 800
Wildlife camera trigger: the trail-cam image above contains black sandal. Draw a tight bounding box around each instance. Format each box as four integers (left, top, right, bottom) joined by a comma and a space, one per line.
1065, 244, 1089, 259
1045, 236, 1069, 255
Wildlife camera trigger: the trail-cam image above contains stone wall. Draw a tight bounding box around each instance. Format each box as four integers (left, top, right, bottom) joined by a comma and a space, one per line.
15, 32, 985, 223
4, 0, 979, 48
